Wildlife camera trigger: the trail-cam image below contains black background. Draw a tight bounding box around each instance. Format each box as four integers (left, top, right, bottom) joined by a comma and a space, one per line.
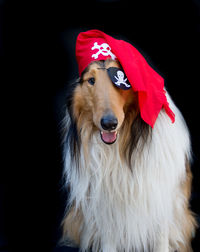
1, 0, 200, 251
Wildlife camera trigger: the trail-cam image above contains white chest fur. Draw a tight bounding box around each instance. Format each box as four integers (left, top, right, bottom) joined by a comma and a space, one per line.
64, 95, 191, 252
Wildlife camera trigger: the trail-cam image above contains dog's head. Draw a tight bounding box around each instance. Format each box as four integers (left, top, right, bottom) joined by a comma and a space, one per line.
72, 59, 138, 145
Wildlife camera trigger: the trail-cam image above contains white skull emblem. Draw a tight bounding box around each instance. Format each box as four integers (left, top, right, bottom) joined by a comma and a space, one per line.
117, 71, 125, 80
91, 42, 116, 60
114, 70, 131, 88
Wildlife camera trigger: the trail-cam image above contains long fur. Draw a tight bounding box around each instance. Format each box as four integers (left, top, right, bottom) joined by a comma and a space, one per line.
61, 61, 196, 252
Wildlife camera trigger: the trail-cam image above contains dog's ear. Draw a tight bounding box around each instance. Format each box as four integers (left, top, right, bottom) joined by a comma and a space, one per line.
72, 85, 85, 120
64, 78, 80, 111
61, 79, 82, 163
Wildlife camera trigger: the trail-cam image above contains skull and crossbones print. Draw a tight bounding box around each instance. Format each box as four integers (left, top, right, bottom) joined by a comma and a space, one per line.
107, 67, 131, 90
114, 70, 131, 88
91, 42, 116, 60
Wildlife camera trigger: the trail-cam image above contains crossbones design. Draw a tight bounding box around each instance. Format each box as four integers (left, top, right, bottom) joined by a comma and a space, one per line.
114, 70, 131, 88
91, 42, 116, 60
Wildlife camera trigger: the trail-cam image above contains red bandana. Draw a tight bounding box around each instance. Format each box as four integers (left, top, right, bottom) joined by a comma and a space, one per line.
75, 29, 175, 128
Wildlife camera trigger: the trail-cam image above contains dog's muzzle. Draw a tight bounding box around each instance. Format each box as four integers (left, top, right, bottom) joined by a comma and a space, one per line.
100, 114, 118, 144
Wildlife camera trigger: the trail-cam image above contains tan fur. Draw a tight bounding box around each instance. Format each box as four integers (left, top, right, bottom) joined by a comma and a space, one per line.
62, 206, 83, 246
74, 61, 137, 131
72, 60, 138, 163
63, 162, 197, 250
173, 159, 197, 252
62, 60, 139, 245
62, 164, 197, 251
62, 59, 196, 251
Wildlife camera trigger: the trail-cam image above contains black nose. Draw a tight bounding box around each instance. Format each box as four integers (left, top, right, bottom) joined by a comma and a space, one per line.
101, 114, 118, 131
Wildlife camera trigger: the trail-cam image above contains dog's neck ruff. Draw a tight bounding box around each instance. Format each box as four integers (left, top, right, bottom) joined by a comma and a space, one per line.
63, 94, 191, 252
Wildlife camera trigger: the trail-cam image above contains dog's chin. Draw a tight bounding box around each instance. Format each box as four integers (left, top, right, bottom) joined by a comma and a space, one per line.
100, 130, 118, 145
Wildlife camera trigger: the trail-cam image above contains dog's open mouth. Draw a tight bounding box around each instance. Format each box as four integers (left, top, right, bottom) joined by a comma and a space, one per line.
100, 131, 118, 144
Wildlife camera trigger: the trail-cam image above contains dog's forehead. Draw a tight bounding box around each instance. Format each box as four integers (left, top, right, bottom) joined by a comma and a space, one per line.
105, 60, 120, 68
88, 60, 120, 72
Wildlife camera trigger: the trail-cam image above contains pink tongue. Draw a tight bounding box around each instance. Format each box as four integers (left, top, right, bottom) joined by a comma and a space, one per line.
101, 131, 117, 143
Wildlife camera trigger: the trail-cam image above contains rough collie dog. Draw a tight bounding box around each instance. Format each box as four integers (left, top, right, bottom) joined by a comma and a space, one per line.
61, 58, 196, 252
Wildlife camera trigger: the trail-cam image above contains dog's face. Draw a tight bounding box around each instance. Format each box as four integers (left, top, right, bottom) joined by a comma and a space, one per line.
73, 60, 138, 144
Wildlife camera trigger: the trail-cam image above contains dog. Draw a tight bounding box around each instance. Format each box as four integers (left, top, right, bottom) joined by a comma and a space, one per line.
61, 59, 196, 252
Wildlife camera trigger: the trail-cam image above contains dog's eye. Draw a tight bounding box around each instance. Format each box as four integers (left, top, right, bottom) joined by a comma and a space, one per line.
88, 77, 95, 85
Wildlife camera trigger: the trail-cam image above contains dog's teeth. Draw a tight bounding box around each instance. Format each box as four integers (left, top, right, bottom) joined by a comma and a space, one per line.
101, 131, 117, 134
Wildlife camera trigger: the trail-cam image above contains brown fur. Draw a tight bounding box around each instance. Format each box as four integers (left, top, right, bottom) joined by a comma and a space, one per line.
62, 59, 139, 245
62, 59, 196, 250
62, 163, 197, 250
73, 60, 137, 131
173, 159, 197, 252
62, 206, 83, 246
72, 60, 138, 163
